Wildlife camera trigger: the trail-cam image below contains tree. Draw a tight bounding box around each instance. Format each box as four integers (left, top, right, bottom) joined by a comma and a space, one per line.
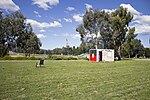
0, 11, 41, 57
76, 9, 113, 50
16, 23, 41, 56
145, 48, 150, 58
123, 27, 137, 58
0, 11, 6, 57
133, 39, 145, 58
0, 11, 21, 56
52, 48, 62, 55
111, 6, 133, 59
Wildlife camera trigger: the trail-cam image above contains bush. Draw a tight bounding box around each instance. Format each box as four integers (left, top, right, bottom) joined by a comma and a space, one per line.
47, 55, 78, 60
29, 56, 40, 60
54, 56, 64, 60
0, 56, 40, 60
67, 57, 78, 60
0, 56, 14, 60
78, 57, 89, 60
48, 56, 64, 60
0, 55, 89, 60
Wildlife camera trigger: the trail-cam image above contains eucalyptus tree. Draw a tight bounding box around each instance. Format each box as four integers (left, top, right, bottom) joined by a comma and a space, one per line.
123, 27, 137, 58
133, 39, 145, 58
76, 9, 113, 50
0, 11, 6, 57
110, 6, 133, 59
16, 23, 41, 56
0, 11, 41, 57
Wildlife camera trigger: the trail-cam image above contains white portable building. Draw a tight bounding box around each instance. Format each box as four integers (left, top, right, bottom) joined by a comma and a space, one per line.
89, 49, 114, 62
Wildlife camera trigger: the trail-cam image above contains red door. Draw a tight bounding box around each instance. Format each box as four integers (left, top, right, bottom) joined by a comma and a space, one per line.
90, 50, 97, 62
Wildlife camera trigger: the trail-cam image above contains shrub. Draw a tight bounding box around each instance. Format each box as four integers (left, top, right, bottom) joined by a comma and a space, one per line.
48, 56, 63, 60
67, 57, 78, 60
0, 56, 40, 60
28, 56, 40, 60
0, 56, 14, 60
54, 56, 63, 60
78, 57, 89, 60
48, 55, 78, 60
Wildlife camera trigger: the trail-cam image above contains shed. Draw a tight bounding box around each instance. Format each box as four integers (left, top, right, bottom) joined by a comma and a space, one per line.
89, 49, 114, 62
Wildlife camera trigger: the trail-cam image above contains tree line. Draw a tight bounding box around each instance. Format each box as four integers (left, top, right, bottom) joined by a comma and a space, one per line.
37, 44, 150, 58
38, 46, 82, 56
0, 11, 41, 57
76, 6, 149, 59
0, 8, 149, 58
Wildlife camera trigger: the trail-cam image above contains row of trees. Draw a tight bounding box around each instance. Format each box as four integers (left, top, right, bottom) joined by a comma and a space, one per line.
76, 6, 145, 59
0, 11, 41, 57
39, 46, 82, 56
38, 44, 150, 58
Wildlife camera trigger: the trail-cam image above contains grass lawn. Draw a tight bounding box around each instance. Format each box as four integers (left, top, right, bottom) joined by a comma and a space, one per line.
0, 60, 150, 100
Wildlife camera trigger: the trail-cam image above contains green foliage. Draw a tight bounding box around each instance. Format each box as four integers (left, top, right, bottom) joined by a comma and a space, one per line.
111, 6, 133, 59
122, 27, 137, 58
0, 60, 150, 99
50, 46, 83, 56
145, 48, 150, 58
77, 10, 113, 49
133, 39, 145, 57
0, 11, 41, 57
48, 55, 78, 60
78, 56, 89, 60
76, 6, 137, 59
0, 56, 40, 60
67, 56, 78, 60
122, 39, 145, 58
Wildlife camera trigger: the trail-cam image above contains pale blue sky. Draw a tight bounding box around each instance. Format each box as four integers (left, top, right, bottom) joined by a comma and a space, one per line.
0, 0, 150, 49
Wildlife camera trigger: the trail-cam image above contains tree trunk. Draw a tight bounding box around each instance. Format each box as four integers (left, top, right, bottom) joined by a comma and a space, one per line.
95, 35, 98, 49
117, 46, 121, 60
128, 53, 130, 58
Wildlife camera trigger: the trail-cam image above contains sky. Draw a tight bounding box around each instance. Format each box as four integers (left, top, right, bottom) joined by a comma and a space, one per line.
0, 0, 150, 50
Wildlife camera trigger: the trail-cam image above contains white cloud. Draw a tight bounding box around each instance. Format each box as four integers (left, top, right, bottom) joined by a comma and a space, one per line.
73, 14, 83, 23
33, 11, 39, 14
64, 33, 80, 39
134, 15, 150, 25
39, 29, 45, 33
63, 18, 72, 23
49, 21, 62, 27
26, 19, 62, 29
0, 0, 20, 12
133, 24, 150, 34
32, 0, 59, 10
58, 19, 61, 22
120, 4, 150, 34
102, 9, 116, 13
53, 33, 80, 39
26, 19, 47, 29
66, 7, 75, 11
36, 34, 47, 38
131, 15, 150, 34
120, 4, 141, 15
73, 34, 80, 39
37, 15, 41, 18
33, 11, 41, 18
85, 3, 93, 11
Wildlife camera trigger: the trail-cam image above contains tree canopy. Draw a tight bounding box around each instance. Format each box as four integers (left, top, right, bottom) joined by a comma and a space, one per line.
76, 6, 140, 59
0, 11, 41, 57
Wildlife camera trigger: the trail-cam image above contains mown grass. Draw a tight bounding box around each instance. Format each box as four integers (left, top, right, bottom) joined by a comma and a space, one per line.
0, 60, 150, 100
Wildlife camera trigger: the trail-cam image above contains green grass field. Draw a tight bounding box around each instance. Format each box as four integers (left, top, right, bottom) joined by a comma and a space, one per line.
0, 60, 150, 100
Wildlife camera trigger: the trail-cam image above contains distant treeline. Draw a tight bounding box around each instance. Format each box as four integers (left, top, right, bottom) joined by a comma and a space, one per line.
38, 46, 150, 58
